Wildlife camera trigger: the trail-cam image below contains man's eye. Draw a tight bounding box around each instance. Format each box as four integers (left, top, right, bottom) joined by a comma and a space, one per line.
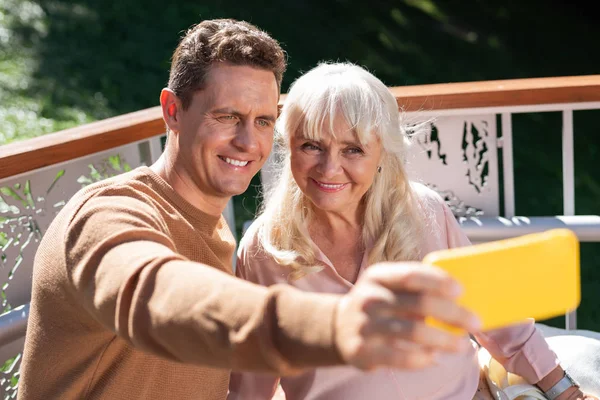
256, 119, 272, 128
217, 115, 237, 123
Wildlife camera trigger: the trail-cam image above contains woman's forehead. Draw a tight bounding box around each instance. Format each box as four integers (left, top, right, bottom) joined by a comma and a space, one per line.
295, 126, 378, 147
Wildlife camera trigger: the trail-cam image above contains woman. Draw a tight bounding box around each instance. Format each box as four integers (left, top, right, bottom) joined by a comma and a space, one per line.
228, 63, 596, 400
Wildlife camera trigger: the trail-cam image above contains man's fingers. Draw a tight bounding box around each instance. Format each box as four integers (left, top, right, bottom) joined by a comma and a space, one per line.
337, 262, 481, 372
360, 318, 471, 353
364, 291, 481, 332
365, 262, 463, 299
395, 292, 481, 331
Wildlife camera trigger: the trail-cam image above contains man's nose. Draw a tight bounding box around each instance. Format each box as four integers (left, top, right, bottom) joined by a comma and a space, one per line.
232, 122, 259, 153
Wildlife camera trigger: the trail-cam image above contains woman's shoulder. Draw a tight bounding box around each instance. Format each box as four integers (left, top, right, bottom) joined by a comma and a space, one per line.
409, 181, 472, 250
237, 216, 266, 260
236, 216, 292, 285
408, 181, 448, 228
409, 181, 447, 212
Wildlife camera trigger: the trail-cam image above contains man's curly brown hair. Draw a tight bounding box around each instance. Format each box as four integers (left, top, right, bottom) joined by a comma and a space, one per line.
168, 19, 287, 109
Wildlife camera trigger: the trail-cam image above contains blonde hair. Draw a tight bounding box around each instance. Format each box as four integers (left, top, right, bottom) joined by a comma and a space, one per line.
257, 62, 425, 279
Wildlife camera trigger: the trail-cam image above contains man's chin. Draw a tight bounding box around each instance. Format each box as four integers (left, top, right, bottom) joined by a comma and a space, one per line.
218, 182, 252, 197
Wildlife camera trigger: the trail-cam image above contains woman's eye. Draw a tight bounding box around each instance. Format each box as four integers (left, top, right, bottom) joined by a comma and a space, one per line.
345, 147, 364, 155
301, 143, 321, 151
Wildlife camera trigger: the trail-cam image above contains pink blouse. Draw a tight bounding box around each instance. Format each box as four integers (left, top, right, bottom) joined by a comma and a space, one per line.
229, 184, 559, 400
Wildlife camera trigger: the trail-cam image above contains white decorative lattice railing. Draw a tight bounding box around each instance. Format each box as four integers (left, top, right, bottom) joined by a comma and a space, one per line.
1, 75, 600, 398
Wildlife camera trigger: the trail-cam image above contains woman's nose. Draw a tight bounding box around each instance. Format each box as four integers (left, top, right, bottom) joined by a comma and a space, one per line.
316, 152, 342, 178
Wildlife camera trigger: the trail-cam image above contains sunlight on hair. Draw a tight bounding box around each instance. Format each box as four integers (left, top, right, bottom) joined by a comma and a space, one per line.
257, 62, 429, 279
277, 62, 406, 153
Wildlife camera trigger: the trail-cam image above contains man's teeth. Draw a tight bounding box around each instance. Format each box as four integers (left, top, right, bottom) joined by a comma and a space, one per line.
224, 157, 249, 167
317, 182, 344, 189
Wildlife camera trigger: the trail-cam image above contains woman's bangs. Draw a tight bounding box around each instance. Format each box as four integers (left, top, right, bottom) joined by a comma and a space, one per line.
296, 81, 383, 145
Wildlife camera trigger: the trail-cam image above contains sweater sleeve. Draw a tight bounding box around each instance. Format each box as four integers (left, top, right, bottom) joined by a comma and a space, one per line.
228, 228, 284, 399
439, 199, 560, 383
64, 194, 343, 374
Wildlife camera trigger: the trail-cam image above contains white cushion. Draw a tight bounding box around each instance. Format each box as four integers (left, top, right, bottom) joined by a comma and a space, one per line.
536, 324, 600, 396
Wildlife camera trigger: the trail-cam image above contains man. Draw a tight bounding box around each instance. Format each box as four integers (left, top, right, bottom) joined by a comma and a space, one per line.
18, 19, 477, 399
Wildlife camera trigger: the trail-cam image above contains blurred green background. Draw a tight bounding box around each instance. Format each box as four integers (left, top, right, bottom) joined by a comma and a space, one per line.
0, 0, 598, 330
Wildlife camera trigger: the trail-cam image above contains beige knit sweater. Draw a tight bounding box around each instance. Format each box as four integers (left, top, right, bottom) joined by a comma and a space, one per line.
18, 167, 341, 400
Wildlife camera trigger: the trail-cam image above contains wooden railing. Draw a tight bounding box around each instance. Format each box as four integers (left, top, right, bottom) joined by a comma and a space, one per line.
2, 75, 600, 179
0, 106, 163, 179
391, 74, 600, 111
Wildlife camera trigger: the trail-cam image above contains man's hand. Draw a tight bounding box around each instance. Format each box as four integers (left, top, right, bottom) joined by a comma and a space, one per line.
333, 262, 481, 370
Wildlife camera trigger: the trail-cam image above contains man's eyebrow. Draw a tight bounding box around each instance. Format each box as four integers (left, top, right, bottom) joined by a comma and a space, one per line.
211, 108, 243, 117
211, 108, 277, 122
257, 114, 277, 123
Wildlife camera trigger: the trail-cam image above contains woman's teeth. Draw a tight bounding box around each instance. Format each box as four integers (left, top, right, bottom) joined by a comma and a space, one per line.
317, 182, 344, 189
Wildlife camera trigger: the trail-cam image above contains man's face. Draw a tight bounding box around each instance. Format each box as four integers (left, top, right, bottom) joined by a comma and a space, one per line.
170, 64, 278, 203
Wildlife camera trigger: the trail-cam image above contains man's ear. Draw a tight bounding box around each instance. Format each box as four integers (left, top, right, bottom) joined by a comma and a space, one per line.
160, 88, 182, 135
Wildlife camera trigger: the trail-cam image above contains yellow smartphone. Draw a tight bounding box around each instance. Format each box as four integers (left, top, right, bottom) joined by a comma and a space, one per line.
423, 228, 580, 333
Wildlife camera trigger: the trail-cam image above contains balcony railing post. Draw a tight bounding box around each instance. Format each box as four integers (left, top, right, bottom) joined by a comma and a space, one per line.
501, 113, 515, 218
562, 109, 577, 330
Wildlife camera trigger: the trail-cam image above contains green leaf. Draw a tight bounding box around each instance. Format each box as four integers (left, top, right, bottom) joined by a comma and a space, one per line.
89, 165, 101, 181
108, 155, 122, 171
0, 353, 20, 374
46, 169, 65, 195
24, 180, 34, 208
0, 187, 26, 207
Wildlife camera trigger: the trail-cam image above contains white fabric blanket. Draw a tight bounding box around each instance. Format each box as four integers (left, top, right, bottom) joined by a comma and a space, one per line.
535, 323, 600, 395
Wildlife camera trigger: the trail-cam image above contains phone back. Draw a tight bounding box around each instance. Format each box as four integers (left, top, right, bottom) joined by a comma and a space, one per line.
423, 228, 580, 332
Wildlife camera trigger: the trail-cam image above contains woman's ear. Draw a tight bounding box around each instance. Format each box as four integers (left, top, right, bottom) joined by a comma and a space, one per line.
160, 88, 182, 135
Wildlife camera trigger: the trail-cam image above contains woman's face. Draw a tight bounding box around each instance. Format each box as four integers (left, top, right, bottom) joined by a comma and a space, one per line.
290, 113, 383, 216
